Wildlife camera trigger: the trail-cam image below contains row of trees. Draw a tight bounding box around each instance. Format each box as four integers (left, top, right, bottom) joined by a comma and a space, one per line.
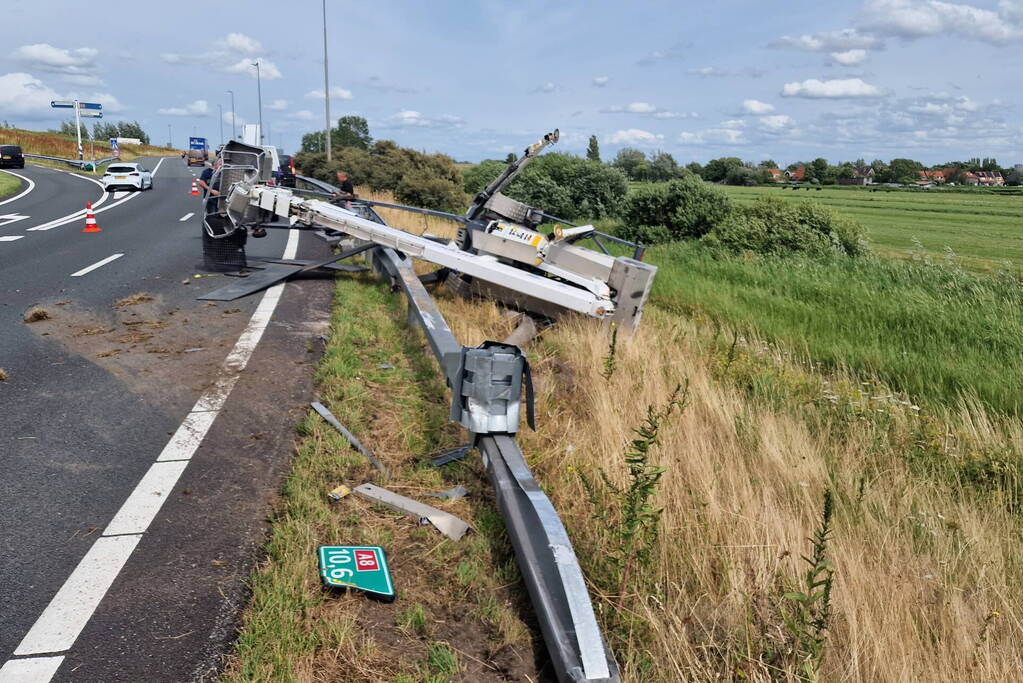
54, 120, 150, 145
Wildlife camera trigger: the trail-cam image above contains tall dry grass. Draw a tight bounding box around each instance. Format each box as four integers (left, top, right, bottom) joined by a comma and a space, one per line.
0, 127, 176, 160
423, 292, 1023, 681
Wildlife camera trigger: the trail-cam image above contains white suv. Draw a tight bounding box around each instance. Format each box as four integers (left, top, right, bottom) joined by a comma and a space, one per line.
102, 163, 153, 191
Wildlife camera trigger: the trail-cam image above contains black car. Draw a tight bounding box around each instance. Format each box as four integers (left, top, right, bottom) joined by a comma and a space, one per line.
0, 145, 25, 169
276, 154, 296, 188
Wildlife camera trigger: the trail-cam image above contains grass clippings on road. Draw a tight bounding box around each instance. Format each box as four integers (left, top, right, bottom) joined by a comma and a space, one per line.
222, 272, 542, 683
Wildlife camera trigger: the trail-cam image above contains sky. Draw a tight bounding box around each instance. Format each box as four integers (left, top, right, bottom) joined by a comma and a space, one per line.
1, 0, 1021, 166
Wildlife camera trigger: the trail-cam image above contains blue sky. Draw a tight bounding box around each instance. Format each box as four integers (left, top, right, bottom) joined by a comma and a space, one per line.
2, 0, 1021, 166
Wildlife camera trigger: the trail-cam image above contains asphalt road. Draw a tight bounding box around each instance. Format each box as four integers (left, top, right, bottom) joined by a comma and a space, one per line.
0, 161, 335, 681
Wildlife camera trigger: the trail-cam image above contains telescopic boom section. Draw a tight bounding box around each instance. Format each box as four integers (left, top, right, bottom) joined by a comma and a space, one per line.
467, 129, 560, 221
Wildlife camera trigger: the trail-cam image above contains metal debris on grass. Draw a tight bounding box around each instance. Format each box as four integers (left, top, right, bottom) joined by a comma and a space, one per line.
328, 484, 352, 501
427, 485, 470, 501
310, 401, 389, 476
352, 483, 470, 541
429, 444, 471, 467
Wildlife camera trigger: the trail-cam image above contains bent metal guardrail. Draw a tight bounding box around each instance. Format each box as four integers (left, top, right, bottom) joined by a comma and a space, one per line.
24, 153, 116, 170
357, 200, 620, 682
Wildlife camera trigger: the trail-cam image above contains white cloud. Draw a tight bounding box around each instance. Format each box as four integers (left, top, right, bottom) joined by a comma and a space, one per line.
0, 72, 122, 117
384, 110, 464, 128
1002, 0, 1023, 23
158, 99, 209, 116
771, 28, 881, 51
601, 102, 692, 118
224, 58, 282, 80
224, 33, 263, 54
652, 111, 695, 119
12, 43, 102, 84
759, 114, 795, 130
688, 66, 768, 78
637, 43, 687, 66
832, 49, 868, 65
592, 76, 610, 87
719, 119, 746, 129
223, 110, 245, 127
859, 0, 1023, 43
289, 110, 315, 121
742, 99, 775, 114
266, 99, 289, 111
305, 86, 354, 100
607, 128, 664, 145
535, 81, 557, 93
782, 78, 883, 98
677, 128, 747, 145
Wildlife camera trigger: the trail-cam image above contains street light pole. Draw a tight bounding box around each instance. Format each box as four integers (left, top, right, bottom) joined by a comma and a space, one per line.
252, 60, 264, 145
218, 104, 224, 145
322, 0, 332, 161
168, 123, 172, 149
226, 90, 236, 140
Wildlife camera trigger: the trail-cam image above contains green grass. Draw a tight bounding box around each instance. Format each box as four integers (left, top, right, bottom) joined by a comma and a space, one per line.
648, 242, 1023, 415
718, 185, 1023, 272
0, 170, 22, 199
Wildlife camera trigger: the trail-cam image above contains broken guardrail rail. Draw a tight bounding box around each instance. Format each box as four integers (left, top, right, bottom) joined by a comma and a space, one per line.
355, 202, 619, 682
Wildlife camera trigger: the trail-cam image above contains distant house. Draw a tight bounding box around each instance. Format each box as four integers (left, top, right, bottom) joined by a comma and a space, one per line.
786, 166, 806, 181
961, 172, 980, 186
919, 170, 946, 183
838, 167, 875, 186
975, 171, 1004, 186
766, 168, 784, 182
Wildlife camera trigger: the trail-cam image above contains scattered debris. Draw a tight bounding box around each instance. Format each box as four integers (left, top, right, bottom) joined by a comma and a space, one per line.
222, 308, 241, 315
428, 485, 470, 501
211, 560, 226, 568
113, 292, 153, 307
182, 280, 191, 285
23, 307, 50, 323
318, 545, 395, 602
353, 483, 471, 541
429, 444, 472, 467
73, 327, 113, 336
377, 363, 394, 370
328, 484, 352, 501
310, 401, 389, 475
0, 368, 7, 381
97, 349, 122, 358
55, 300, 71, 306
183, 347, 206, 353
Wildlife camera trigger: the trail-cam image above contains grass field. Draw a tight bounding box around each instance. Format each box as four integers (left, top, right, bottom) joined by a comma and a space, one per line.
0, 171, 21, 199
0, 127, 178, 164
718, 185, 1023, 272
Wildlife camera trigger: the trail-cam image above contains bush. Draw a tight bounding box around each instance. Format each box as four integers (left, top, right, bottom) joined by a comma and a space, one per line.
460, 153, 628, 220
703, 196, 868, 257
395, 169, 469, 214
614, 224, 673, 245
620, 176, 732, 243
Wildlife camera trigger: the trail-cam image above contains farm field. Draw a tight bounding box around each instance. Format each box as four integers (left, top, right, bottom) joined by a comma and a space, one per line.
718, 184, 1023, 272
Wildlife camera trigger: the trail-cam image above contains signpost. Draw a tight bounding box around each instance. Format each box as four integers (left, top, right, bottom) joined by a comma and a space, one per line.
318, 545, 395, 602
109, 138, 120, 160
50, 100, 102, 160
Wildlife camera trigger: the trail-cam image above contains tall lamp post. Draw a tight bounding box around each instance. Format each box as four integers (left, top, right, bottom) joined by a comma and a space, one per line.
217, 103, 224, 145
226, 89, 236, 140
322, 0, 332, 161
252, 60, 264, 144
167, 123, 172, 148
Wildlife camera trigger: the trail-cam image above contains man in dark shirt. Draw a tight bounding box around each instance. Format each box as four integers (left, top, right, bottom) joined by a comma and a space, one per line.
333, 170, 355, 207
197, 163, 218, 197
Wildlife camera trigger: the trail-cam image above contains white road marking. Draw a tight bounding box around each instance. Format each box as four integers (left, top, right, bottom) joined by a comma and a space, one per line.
112, 191, 128, 199
13, 535, 141, 656
27, 158, 165, 233
5, 227, 301, 677
0, 214, 30, 228
0, 235, 24, 242
70, 253, 123, 277
0, 170, 36, 207
0, 655, 65, 681
179, 212, 194, 222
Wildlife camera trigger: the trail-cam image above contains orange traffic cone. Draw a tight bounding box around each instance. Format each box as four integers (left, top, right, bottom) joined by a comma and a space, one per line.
190, 179, 200, 196
82, 202, 101, 233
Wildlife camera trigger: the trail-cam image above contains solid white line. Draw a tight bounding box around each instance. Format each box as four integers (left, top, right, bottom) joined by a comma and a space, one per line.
4, 227, 300, 673
0, 656, 65, 682
13, 535, 142, 655
102, 461, 190, 536
0, 169, 36, 207
70, 253, 123, 277
179, 212, 194, 222
0, 235, 24, 242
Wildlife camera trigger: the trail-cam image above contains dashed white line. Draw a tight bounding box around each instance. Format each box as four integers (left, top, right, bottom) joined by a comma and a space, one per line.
70, 253, 123, 277
0, 170, 36, 207
0, 235, 24, 242
4, 227, 301, 679
179, 212, 194, 222
0, 655, 65, 681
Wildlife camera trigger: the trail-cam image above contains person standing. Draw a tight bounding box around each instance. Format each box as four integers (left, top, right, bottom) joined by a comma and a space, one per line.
333, 170, 355, 208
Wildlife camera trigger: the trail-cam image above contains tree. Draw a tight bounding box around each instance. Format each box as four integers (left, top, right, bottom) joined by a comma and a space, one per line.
685, 162, 704, 178
301, 131, 326, 153
887, 157, 923, 184
335, 115, 371, 149
648, 152, 681, 182
586, 135, 600, 162
505, 152, 516, 163
611, 148, 648, 180
758, 159, 779, 169
702, 157, 744, 183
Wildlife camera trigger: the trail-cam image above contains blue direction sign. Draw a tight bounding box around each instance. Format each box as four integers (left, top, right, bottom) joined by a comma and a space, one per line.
50, 100, 75, 108
78, 102, 102, 110
318, 546, 395, 602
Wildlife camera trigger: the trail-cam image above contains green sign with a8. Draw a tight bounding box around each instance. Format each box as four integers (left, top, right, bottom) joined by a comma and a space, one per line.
318, 546, 395, 602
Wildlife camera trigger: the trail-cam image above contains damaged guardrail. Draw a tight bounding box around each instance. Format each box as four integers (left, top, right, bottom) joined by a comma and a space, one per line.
24, 153, 116, 170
